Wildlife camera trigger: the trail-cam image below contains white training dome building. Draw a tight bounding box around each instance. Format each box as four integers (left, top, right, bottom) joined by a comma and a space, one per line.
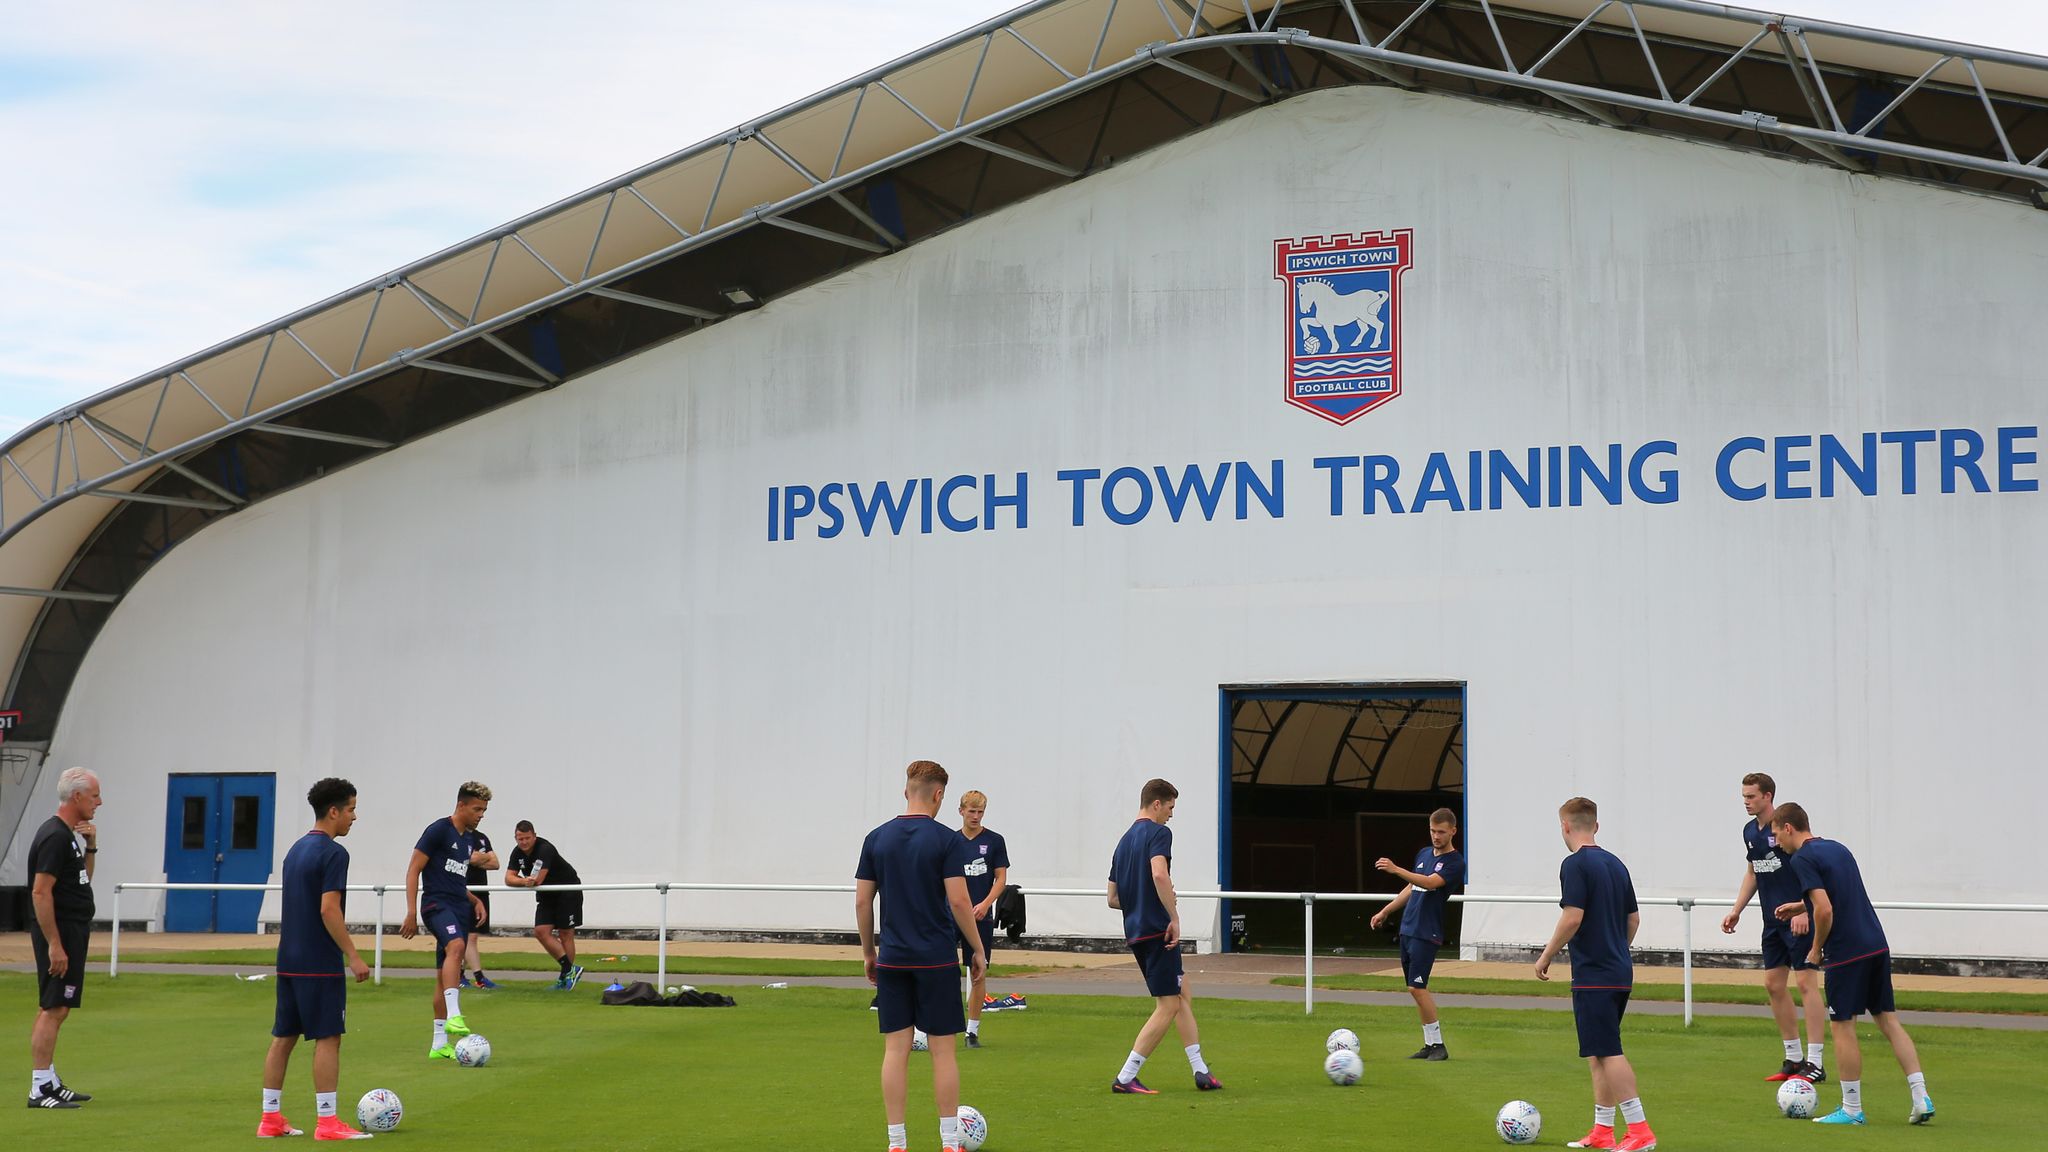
2, 1, 2044, 968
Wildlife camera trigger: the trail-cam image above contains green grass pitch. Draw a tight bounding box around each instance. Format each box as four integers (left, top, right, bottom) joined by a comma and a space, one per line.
5, 972, 2042, 1150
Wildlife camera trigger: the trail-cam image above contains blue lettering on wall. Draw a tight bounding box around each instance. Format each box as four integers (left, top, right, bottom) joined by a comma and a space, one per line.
766, 425, 2041, 541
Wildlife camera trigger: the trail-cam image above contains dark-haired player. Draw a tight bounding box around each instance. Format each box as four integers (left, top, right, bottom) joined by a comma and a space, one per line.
1107, 778, 1221, 1095
1719, 773, 1826, 1082
1771, 803, 1934, 1126
258, 777, 373, 1140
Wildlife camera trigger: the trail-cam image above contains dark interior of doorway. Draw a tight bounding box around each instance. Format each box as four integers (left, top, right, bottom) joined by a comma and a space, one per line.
1223, 686, 1464, 955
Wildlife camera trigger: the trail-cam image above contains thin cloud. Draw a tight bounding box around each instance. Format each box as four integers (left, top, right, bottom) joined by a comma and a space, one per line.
1, 0, 2042, 439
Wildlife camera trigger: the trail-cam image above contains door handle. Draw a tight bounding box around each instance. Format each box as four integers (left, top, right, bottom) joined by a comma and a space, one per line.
215, 853, 224, 864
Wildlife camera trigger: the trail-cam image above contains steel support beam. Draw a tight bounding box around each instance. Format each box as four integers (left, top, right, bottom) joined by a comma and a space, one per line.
249, 424, 394, 450
588, 287, 721, 320
0, 586, 120, 604
81, 489, 232, 512
415, 360, 552, 389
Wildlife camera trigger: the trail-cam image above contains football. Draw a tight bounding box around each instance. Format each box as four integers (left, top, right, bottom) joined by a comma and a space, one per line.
1323, 1048, 1364, 1086
956, 1104, 988, 1150
455, 1033, 493, 1067
911, 1030, 929, 1052
1777, 1077, 1819, 1118
1496, 1100, 1541, 1144
356, 1088, 402, 1132
1325, 1027, 1360, 1053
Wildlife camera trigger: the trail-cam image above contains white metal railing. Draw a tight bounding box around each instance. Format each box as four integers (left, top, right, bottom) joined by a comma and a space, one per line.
103, 881, 2048, 1024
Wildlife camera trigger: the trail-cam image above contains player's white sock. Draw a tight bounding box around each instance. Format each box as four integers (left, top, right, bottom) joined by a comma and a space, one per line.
1806, 1042, 1825, 1068
31, 1068, 55, 1099
1783, 1038, 1801, 1061
432, 1020, 448, 1050
1841, 1080, 1863, 1112
1593, 1104, 1616, 1129
940, 1115, 961, 1148
1184, 1043, 1209, 1075
1423, 1021, 1443, 1046
886, 1122, 907, 1149
1619, 1097, 1647, 1125
1117, 1051, 1147, 1083
966, 1019, 980, 1036
443, 987, 463, 1017
1906, 1072, 1928, 1106
316, 1092, 337, 1118
263, 1088, 283, 1113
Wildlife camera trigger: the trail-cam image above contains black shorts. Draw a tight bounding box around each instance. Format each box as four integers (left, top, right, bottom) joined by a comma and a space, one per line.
421, 901, 473, 967
1129, 934, 1184, 998
959, 920, 995, 972
874, 965, 965, 1036
1571, 987, 1631, 1058
535, 891, 584, 929
1761, 922, 1818, 972
274, 975, 347, 1040
1823, 951, 1896, 1021
1399, 935, 1441, 988
30, 920, 90, 1011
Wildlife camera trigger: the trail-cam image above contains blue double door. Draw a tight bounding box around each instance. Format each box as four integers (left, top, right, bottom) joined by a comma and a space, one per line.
163, 773, 277, 932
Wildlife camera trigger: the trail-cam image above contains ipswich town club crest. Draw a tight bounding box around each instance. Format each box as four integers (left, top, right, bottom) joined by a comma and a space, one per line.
1274, 231, 1414, 424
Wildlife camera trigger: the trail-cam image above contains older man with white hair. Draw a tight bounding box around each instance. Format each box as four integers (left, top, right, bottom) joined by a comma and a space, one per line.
26, 766, 101, 1111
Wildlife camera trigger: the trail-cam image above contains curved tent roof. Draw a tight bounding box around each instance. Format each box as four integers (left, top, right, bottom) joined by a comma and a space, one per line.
2, 0, 2045, 741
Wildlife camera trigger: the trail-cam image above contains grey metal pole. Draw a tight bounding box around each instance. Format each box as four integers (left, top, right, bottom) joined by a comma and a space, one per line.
1303, 894, 1315, 1016
110, 886, 122, 979
1680, 898, 1694, 1027
657, 884, 670, 989
374, 887, 386, 985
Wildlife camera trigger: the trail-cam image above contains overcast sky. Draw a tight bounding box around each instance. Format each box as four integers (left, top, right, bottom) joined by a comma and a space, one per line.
2, 1, 2041, 439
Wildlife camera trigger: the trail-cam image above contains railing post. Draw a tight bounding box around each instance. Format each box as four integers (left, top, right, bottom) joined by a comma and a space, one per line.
1303, 893, 1316, 1016
374, 886, 386, 985
110, 886, 122, 979
657, 884, 670, 990
1679, 897, 1695, 1027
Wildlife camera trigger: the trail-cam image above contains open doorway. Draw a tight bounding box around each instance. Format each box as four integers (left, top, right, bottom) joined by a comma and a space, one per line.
1219, 685, 1464, 954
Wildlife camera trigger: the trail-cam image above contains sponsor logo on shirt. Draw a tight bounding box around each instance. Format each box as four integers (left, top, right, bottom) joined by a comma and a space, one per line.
965, 858, 990, 878
1752, 856, 1783, 874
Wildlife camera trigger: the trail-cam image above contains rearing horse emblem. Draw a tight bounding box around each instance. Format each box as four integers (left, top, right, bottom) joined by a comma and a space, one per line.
1274, 231, 1414, 425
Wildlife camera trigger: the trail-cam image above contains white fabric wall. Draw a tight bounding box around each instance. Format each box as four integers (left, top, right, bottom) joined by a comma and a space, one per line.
46, 85, 2048, 957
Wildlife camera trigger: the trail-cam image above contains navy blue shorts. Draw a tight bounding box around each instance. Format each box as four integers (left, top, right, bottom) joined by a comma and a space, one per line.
1571, 988, 1631, 1058
1823, 951, 1895, 1021
1399, 935, 1441, 989
422, 901, 473, 967
1761, 922, 1818, 972
959, 920, 996, 972
874, 965, 965, 1036
274, 975, 346, 1040
1129, 934, 1184, 998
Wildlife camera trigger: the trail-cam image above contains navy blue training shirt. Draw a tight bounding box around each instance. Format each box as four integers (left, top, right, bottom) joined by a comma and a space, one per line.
1743, 818, 1804, 915
1788, 837, 1889, 966
1559, 844, 1638, 989
414, 817, 481, 908
961, 829, 1009, 907
1109, 820, 1174, 942
1398, 846, 1466, 945
277, 830, 350, 976
856, 814, 974, 967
